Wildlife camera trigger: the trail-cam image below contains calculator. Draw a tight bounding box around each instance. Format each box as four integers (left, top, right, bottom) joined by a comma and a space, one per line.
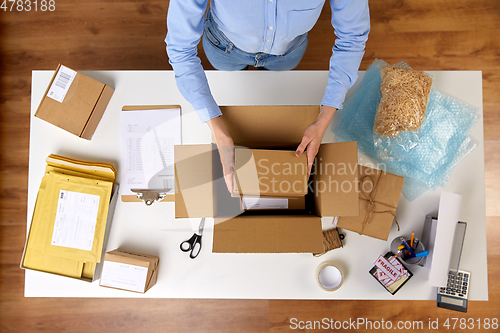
437, 269, 471, 313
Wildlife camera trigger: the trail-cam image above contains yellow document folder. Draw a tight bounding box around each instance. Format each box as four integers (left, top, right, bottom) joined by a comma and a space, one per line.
22, 154, 116, 280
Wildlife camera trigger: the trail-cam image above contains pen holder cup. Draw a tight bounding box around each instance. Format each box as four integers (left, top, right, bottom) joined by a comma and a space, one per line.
390, 236, 426, 265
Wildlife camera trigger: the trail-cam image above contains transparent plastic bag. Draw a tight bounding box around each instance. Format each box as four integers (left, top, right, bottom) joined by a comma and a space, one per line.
373, 62, 432, 160
332, 59, 479, 201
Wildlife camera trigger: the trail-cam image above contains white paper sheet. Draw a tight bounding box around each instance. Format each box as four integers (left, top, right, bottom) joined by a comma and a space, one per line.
51, 190, 100, 251
428, 192, 462, 287
47, 65, 77, 103
423, 217, 438, 269
120, 108, 181, 196
242, 197, 288, 210
100, 261, 148, 293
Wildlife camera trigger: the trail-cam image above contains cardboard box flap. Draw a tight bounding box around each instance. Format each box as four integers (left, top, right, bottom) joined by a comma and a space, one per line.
104, 250, 151, 268
314, 141, 359, 217
81, 84, 115, 139
213, 215, 323, 253
146, 259, 159, 291
218, 105, 320, 149
174, 144, 215, 218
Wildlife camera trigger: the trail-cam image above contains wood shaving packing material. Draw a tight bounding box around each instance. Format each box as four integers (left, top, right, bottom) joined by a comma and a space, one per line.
374, 66, 432, 137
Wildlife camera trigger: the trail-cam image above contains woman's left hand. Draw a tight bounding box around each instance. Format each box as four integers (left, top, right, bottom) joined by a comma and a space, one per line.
295, 105, 337, 175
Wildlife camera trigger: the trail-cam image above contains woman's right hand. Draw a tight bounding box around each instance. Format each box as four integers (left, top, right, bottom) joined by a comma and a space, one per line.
207, 117, 235, 193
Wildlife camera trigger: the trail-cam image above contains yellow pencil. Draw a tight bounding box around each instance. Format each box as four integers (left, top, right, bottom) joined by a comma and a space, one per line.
410, 231, 415, 248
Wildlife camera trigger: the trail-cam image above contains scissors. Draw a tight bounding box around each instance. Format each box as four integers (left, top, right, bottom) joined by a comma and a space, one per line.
180, 218, 205, 259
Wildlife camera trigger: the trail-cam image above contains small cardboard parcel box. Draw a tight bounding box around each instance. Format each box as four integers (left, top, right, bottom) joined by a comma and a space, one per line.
100, 249, 159, 293
35, 64, 114, 140
174, 106, 360, 254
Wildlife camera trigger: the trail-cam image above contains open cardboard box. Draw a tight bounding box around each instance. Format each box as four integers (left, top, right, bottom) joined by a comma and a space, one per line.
174, 106, 359, 253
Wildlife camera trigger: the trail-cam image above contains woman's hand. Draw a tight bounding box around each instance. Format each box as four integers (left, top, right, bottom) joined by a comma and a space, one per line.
295, 105, 337, 175
207, 117, 235, 193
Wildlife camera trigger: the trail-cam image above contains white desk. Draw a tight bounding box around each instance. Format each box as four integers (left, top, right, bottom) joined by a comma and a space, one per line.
26, 70, 487, 300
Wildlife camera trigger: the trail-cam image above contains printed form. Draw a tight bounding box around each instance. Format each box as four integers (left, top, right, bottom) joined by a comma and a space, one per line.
51, 190, 100, 251
120, 108, 181, 196
100, 261, 148, 293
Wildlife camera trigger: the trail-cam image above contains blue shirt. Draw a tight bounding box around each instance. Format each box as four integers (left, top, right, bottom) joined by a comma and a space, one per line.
166, 0, 370, 123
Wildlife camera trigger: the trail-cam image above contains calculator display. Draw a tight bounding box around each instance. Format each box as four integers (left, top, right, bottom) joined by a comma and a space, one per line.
441, 296, 464, 306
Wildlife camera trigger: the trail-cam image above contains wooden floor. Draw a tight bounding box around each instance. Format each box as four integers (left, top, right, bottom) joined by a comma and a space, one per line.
1, 0, 499, 331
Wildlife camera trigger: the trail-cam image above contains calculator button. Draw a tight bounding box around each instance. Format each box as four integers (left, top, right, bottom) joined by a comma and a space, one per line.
464, 274, 469, 278
459, 294, 464, 297
446, 292, 451, 294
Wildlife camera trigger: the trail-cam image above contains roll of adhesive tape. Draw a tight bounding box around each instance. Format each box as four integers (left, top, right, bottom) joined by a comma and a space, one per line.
316, 262, 344, 292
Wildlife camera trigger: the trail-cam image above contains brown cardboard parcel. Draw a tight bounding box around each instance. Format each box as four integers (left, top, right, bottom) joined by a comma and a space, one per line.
99, 249, 159, 293
233, 148, 308, 198
174, 105, 360, 253
35, 64, 114, 140
337, 165, 404, 241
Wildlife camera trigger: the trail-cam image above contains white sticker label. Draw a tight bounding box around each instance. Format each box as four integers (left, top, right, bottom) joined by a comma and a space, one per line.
242, 197, 288, 210
47, 65, 77, 103
100, 261, 149, 293
51, 190, 100, 251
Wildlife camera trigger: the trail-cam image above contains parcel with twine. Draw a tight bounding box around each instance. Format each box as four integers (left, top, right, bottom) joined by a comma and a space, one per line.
337, 165, 405, 241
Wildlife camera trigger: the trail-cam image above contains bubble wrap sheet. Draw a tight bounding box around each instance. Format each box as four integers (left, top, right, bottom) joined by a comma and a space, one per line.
331, 60, 479, 201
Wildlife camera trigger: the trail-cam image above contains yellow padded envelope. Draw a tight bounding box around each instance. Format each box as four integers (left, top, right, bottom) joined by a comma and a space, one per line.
22, 154, 115, 279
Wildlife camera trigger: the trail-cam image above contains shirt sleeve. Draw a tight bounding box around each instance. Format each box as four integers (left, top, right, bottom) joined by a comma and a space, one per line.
321, 0, 370, 110
165, 0, 222, 123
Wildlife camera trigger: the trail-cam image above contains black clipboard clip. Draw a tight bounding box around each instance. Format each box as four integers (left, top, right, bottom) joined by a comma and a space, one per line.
131, 188, 171, 206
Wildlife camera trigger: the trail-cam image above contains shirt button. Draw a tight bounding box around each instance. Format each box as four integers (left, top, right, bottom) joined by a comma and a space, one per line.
264, 49, 268, 52
269, 26, 274, 30
266, 40, 270, 42
269, 0, 273, 2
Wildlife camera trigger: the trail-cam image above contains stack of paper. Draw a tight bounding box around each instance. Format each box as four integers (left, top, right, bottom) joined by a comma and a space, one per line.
22, 154, 116, 280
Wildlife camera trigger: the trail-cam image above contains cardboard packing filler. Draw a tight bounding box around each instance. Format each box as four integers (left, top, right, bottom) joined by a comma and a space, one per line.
232, 148, 308, 198
174, 106, 360, 254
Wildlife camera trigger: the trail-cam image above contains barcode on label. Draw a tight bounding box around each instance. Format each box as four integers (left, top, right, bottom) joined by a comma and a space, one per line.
55, 72, 72, 90
46, 65, 77, 103
60, 191, 65, 199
